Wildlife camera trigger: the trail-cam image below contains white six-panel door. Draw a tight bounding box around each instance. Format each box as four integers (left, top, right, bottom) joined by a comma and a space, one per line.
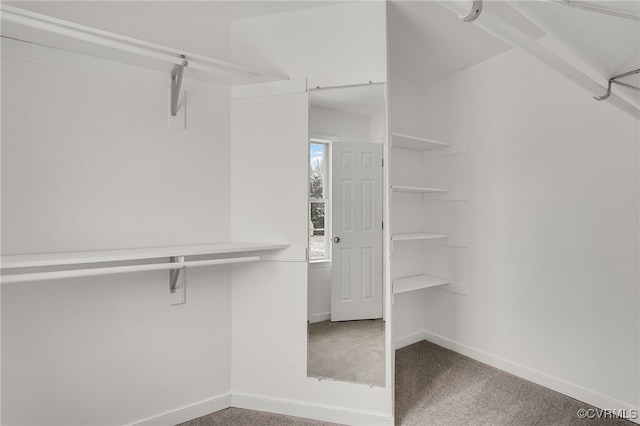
331, 142, 383, 321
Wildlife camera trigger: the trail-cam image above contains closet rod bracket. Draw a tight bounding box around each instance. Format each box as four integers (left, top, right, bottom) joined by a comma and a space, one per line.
169, 255, 186, 305
169, 255, 185, 293
171, 56, 188, 116
594, 68, 639, 101
459, 0, 483, 23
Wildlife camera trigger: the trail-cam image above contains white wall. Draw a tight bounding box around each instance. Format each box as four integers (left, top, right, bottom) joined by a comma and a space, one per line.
230, 81, 392, 424
308, 262, 332, 323
414, 42, 639, 409
231, 1, 387, 89
1, 49, 233, 424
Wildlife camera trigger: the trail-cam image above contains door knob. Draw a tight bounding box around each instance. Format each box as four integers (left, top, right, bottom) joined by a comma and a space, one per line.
333, 237, 341, 243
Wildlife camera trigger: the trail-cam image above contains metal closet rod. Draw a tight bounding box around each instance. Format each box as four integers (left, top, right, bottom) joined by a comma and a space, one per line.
594, 68, 640, 101
440, 1, 640, 119
1, 256, 260, 284
0, 4, 269, 80
550, 0, 640, 21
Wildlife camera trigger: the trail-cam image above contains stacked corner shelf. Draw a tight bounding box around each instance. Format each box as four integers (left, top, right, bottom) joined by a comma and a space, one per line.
390, 131, 453, 294
393, 274, 449, 295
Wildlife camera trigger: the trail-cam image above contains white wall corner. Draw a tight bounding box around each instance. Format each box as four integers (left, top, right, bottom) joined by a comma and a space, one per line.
394, 330, 428, 350
308, 312, 331, 323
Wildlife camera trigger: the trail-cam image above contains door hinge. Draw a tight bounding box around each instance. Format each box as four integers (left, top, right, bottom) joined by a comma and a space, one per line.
382, 158, 384, 167
382, 221, 384, 230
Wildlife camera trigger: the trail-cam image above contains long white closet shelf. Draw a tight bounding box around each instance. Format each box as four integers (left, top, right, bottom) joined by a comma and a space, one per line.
393, 274, 449, 294
1, 242, 290, 269
0, 5, 282, 84
390, 133, 450, 151
391, 233, 449, 241
391, 185, 448, 194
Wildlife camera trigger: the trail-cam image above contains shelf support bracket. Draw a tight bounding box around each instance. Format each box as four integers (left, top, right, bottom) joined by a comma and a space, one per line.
594, 68, 639, 101
459, 0, 483, 22
170, 56, 188, 116
169, 255, 186, 305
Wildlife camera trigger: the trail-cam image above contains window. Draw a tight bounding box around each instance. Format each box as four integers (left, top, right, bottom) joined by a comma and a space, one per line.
309, 140, 329, 261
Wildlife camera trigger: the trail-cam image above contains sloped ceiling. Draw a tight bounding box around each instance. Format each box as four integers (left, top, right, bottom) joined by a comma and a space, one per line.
511, 1, 639, 105
389, 0, 638, 108
388, 0, 545, 84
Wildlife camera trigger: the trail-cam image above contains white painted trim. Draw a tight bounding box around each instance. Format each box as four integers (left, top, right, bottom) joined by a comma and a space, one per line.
231, 392, 394, 426
394, 330, 428, 350
420, 331, 640, 424
308, 312, 331, 323
231, 79, 307, 99
128, 393, 231, 426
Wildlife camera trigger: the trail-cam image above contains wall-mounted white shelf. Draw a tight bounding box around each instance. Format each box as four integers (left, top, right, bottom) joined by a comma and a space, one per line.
393, 274, 449, 294
1, 243, 290, 286
1, 242, 290, 269
390, 132, 450, 151
0, 5, 283, 86
391, 185, 448, 194
391, 233, 449, 241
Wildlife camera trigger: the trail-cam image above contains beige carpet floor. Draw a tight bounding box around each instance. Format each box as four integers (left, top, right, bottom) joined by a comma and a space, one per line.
307, 319, 385, 387
177, 407, 338, 426
395, 340, 633, 425
180, 340, 633, 426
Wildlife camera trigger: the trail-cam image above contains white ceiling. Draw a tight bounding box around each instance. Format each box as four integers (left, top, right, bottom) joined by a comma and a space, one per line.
387, 1, 545, 85
6, 0, 638, 102
389, 0, 639, 106
511, 1, 639, 105
6, 1, 345, 22
187, 1, 347, 20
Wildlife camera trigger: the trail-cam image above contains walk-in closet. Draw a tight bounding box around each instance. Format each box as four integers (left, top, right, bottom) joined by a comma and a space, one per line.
1, 1, 638, 425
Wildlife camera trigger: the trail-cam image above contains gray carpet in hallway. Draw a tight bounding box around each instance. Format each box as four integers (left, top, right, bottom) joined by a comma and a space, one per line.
180, 340, 633, 425
395, 340, 633, 425
307, 319, 385, 387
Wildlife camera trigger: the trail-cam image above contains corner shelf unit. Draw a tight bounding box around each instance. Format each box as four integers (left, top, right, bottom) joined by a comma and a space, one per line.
393, 274, 449, 295
390, 132, 451, 151
389, 129, 458, 300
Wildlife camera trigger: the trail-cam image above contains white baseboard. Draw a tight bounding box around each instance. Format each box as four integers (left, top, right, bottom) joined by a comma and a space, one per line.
129, 393, 231, 426
394, 330, 428, 350
420, 330, 640, 425
308, 312, 331, 323
127, 390, 394, 426
231, 392, 394, 426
